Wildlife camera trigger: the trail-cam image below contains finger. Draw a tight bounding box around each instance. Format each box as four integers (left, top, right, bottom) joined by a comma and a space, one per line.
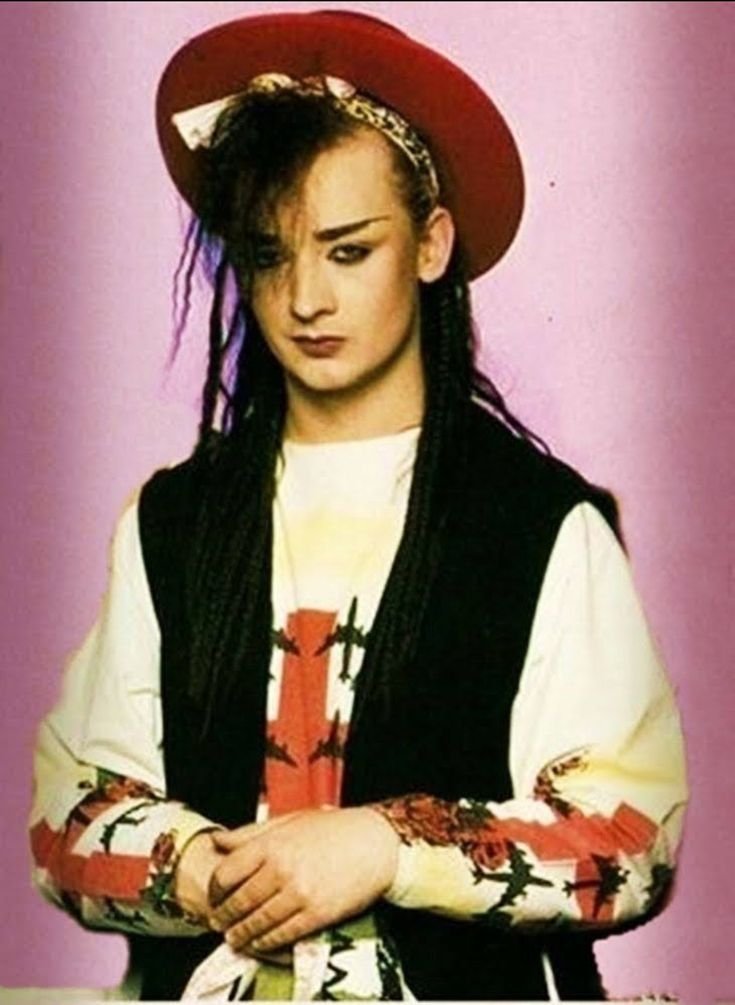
248, 946, 294, 967
213, 811, 301, 850
223, 889, 301, 951
210, 822, 262, 848
211, 863, 280, 930
209, 841, 267, 907
246, 911, 319, 953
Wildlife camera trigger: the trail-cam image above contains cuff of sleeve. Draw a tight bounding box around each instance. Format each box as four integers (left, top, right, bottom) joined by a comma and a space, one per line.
383, 841, 418, 905
369, 797, 473, 912
143, 806, 222, 931
170, 807, 224, 856
383, 840, 487, 913
369, 798, 499, 916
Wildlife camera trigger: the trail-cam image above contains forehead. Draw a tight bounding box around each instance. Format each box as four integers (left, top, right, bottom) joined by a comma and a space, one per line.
266, 128, 404, 232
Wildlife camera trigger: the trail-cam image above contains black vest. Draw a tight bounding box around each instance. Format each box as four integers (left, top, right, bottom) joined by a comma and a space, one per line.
132, 403, 623, 1000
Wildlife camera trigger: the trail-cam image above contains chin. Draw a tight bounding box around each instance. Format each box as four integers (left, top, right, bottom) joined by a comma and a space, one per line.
295, 377, 361, 398
289, 367, 375, 400
285, 362, 352, 391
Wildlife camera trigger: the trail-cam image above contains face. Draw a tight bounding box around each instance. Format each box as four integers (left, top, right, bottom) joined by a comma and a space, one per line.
246, 128, 451, 426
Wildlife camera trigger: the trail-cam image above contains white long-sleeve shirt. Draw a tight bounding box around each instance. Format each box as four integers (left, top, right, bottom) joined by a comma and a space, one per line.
29, 427, 688, 999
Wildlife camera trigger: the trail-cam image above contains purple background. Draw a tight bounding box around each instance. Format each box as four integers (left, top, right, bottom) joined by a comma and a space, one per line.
2, 2, 733, 1000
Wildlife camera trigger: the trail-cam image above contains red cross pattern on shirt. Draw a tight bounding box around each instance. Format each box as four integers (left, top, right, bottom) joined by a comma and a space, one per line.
263, 608, 350, 817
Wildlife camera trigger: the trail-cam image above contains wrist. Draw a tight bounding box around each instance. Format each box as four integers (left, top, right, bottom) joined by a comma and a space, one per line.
174, 829, 225, 924
359, 806, 401, 896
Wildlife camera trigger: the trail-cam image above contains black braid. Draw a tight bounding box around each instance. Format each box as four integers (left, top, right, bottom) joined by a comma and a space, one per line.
198, 257, 228, 444
168, 216, 202, 369
182, 255, 286, 732
351, 252, 472, 725
186, 412, 280, 736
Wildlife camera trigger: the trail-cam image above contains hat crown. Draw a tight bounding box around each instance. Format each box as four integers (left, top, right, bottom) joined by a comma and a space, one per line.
309, 9, 409, 39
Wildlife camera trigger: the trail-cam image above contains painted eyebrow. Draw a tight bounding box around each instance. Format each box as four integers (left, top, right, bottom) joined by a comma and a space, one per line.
253, 216, 390, 245
314, 215, 390, 242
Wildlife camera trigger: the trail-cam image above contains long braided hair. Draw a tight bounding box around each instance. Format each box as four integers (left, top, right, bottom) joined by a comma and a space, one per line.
171, 88, 548, 736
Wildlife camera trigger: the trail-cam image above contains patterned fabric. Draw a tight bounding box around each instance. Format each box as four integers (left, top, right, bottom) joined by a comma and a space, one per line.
30, 756, 213, 936
29, 427, 688, 999
373, 779, 672, 929
172, 72, 441, 204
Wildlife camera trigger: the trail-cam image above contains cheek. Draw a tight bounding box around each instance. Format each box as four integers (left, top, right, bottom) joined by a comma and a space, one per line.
251, 284, 284, 335
358, 253, 419, 324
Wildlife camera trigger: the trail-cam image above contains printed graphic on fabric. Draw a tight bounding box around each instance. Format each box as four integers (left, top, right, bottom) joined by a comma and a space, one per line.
263, 606, 361, 815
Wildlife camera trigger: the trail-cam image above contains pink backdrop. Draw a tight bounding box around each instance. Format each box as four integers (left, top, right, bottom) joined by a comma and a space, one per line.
2, 2, 733, 1000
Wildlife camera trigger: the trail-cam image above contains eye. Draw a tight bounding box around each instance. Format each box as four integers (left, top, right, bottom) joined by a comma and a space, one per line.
250, 235, 287, 272
330, 243, 371, 265
252, 248, 285, 271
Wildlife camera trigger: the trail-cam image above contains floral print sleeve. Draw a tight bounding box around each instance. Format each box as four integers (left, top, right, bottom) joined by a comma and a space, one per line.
29, 488, 218, 936
370, 502, 688, 931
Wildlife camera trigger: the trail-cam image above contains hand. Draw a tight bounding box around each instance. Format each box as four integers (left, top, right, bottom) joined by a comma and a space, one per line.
207, 806, 400, 952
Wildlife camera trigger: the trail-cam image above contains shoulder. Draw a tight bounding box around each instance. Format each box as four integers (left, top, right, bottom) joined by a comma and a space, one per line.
134, 430, 258, 605
138, 435, 220, 512
137, 431, 244, 536
544, 500, 631, 598
464, 401, 625, 550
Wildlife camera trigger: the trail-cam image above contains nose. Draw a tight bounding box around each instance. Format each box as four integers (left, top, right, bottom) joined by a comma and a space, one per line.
288, 252, 337, 323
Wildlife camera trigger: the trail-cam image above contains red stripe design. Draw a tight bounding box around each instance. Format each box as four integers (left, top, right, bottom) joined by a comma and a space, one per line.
492, 803, 657, 921
492, 802, 657, 861
266, 609, 342, 815
31, 818, 151, 900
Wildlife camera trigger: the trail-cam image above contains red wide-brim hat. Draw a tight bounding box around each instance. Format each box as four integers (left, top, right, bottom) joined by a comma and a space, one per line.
156, 9, 524, 280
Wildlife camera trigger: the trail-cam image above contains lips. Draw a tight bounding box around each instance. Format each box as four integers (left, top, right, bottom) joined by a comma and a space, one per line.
291, 336, 345, 358
291, 334, 343, 341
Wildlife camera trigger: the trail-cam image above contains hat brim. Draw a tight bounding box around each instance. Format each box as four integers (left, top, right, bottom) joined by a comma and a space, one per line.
156, 10, 524, 280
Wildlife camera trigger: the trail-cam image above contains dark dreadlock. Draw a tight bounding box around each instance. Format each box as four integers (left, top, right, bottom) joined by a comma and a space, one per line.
169, 88, 550, 736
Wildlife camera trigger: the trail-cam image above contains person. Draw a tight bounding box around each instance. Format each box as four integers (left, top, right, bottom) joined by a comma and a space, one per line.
29, 10, 688, 1002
